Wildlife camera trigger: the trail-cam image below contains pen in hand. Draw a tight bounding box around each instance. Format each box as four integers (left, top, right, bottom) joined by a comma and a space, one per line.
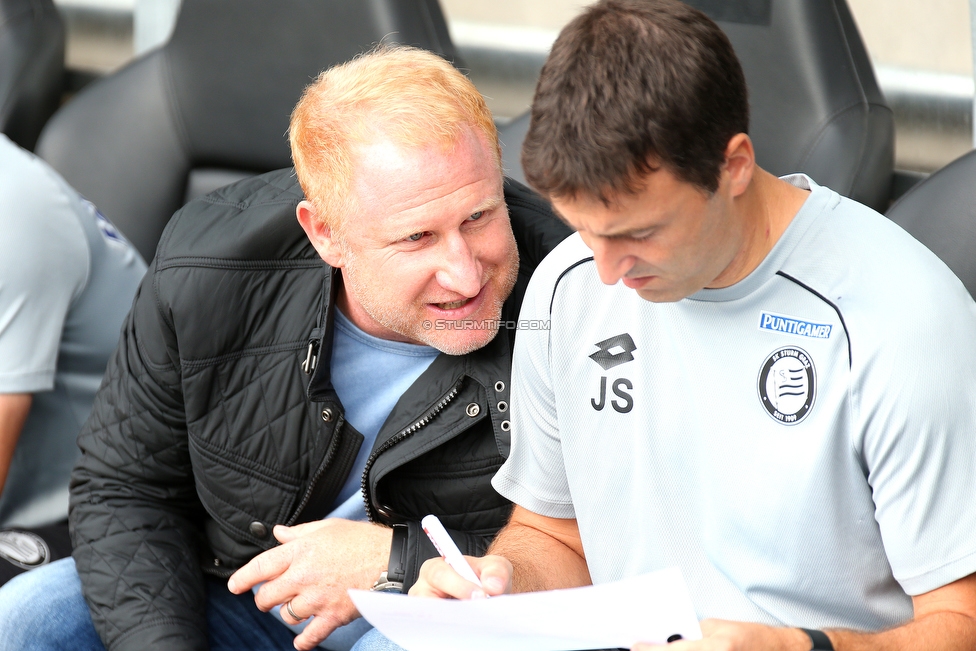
421, 514, 483, 588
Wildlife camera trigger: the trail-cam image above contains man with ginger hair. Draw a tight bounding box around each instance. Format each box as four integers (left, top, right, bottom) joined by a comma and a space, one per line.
0, 46, 569, 651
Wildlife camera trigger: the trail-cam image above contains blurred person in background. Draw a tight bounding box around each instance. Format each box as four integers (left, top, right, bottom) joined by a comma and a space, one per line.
0, 133, 146, 585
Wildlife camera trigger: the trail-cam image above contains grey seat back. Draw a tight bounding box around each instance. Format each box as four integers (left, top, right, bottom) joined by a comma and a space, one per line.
500, 0, 894, 211
0, 0, 64, 151
886, 150, 976, 298
692, 0, 893, 211
36, 0, 458, 261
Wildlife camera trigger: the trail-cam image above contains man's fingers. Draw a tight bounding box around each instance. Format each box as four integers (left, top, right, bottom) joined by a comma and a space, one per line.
288, 592, 359, 651
409, 558, 462, 598
470, 556, 513, 596
411, 557, 489, 599
273, 524, 298, 544
253, 574, 304, 612
274, 520, 329, 544
293, 613, 343, 651
279, 596, 309, 625
227, 547, 291, 593
230, 524, 323, 592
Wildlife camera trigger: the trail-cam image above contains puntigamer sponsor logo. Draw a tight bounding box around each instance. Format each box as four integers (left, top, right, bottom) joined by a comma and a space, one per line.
759, 312, 832, 339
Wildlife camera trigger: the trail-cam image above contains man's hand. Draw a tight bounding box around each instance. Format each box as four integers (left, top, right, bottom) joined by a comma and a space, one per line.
409, 554, 513, 600
409, 505, 589, 602
227, 519, 393, 651
632, 572, 976, 651
633, 620, 811, 651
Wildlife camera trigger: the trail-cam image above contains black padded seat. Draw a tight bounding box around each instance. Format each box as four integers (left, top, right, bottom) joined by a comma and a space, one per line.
499, 112, 531, 187
0, 0, 64, 151
499, 0, 894, 212
885, 150, 976, 299
36, 0, 459, 261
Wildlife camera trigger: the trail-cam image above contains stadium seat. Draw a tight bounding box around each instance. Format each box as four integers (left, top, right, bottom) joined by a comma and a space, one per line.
0, 0, 64, 151
885, 149, 976, 299
499, 111, 531, 187
499, 0, 894, 212
36, 0, 459, 261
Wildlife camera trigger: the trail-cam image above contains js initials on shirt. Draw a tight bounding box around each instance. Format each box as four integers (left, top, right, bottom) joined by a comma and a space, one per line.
588, 333, 637, 414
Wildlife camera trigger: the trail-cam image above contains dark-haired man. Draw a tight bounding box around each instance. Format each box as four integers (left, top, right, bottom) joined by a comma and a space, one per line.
413, 1, 976, 650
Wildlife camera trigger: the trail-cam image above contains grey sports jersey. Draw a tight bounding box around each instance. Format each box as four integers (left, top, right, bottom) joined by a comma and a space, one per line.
0, 135, 147, 527
494, 176, 976, 631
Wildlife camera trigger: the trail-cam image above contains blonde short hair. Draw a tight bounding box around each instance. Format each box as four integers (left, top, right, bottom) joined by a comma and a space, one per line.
289, 45, 500, 229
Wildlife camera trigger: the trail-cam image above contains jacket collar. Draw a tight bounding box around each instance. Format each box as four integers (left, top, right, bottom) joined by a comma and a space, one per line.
306, 265, 339, 402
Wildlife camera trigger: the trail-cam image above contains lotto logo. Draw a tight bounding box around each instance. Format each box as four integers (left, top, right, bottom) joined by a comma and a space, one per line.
588, 333, 637, 370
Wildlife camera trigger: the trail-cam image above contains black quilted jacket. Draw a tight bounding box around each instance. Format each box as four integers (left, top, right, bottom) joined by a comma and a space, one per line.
68, 169, 570, 650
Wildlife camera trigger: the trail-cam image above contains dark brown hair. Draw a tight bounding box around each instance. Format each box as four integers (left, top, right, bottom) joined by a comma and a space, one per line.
522, 0, 748, 201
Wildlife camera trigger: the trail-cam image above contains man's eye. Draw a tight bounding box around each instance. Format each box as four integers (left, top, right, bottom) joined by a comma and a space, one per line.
405, 232, 425, 242
468, 210, 485, 221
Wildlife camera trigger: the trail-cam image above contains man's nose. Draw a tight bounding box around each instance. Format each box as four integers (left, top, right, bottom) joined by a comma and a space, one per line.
588, 237, 633, 286
434, 233, 483, 297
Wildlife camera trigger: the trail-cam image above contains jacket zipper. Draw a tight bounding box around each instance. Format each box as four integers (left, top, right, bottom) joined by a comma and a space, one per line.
360, 377, 464, 522
287, 413, 345, 525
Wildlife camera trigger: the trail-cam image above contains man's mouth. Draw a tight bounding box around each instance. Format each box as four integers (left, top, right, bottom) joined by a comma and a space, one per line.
436, 298, 471, 310
622, 275, 655, 289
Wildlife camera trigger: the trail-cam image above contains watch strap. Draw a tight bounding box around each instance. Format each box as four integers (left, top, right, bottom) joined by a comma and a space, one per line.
371, 524, 410, 592
386, 524, 409, 584
800, 628, 834, 651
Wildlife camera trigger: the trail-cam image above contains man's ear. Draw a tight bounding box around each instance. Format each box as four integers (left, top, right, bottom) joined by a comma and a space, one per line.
723, 133, 755, 198
297, 200, 345, 268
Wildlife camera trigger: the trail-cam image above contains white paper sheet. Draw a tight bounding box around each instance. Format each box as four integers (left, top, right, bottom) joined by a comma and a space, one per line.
349, 567, 702, 651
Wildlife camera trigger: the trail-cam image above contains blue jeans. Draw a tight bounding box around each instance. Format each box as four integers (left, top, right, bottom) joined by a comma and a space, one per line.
0, 558, 384, 651
349, 628, 407, 651
0, 558, 103, 651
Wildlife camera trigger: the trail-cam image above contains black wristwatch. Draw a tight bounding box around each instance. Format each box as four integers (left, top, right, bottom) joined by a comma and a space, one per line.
800, 628, 834, 651
371, 524, 408, 593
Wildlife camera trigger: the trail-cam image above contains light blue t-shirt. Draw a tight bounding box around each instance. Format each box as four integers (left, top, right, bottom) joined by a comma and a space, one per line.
325, 307, 440, 519
269, 306, 439, 649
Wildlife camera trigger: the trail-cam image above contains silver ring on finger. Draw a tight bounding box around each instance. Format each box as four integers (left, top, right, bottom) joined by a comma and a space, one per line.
285, 600, 308, 623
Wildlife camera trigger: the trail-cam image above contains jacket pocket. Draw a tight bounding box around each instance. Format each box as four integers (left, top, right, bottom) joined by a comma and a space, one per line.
188, 435, 303, 549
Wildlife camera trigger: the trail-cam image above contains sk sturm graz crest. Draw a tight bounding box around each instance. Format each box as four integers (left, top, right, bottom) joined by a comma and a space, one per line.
758, 346, 817, 425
